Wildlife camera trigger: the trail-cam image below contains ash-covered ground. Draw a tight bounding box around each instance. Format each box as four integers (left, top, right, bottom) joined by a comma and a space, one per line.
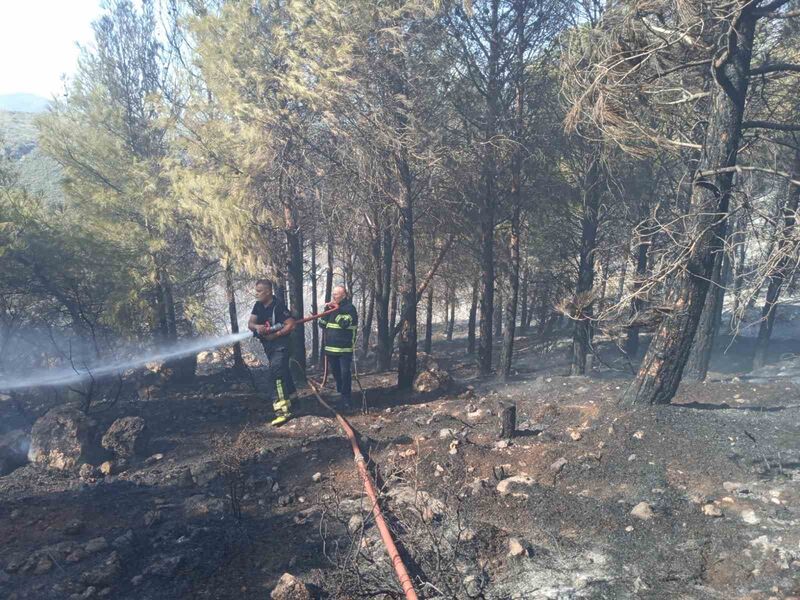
1, 328, 799, 599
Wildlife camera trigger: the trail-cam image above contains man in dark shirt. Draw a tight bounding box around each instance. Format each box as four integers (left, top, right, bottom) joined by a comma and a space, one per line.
248, 279, 297, 426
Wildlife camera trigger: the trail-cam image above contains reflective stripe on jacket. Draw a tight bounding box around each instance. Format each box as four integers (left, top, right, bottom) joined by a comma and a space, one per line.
319, 298, 358, 354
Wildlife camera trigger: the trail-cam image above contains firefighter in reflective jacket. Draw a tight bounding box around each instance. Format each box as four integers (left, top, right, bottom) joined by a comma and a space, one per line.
248, 278, 297, 426
319, 285, 358, 408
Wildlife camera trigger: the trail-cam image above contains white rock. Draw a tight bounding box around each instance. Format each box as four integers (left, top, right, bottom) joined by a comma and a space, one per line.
631, 502, 654, 520
312, 472, 322, 483
740, 509, 760, 525
496, 475, 536, 498
702, 504, 723, 517
508, 538, 527, 557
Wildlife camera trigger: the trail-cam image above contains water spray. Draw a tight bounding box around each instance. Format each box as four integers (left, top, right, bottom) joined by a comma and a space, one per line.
0, 303, 340, 393
0, 331, 254, 392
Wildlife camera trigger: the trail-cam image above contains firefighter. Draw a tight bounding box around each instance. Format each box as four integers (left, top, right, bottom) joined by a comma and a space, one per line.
319, 285, 358, 409
248, 279, 297, 426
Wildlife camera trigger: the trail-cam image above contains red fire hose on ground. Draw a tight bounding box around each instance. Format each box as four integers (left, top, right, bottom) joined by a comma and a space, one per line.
307, 379, 420, 600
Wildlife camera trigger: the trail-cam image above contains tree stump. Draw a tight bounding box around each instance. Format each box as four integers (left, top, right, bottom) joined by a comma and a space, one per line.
499, 404, 516, 439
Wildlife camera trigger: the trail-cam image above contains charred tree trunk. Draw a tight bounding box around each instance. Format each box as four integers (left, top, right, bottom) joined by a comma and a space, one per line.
310, 238, 319, 366
284, 194, 306, 371
225, 260, 245, 370
467, 278, 479, 355
494, 287, 503, 338
686, 243, 727, 380
446, 288, 455, 341
375, 226, 393, 371
396, 161, 418, 390
624, 12, 756, 405
625, 233, 650, 358
519, 268, 529, 334
571, 158, 602, 375
500, 205, 522, 381
753, 148, 800, 370
362, 284, 375, 358
424, 286, 434, 354
477, 0, 501, 378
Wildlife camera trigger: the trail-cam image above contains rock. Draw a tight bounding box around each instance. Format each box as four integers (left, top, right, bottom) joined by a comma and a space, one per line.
468, 478, 489, 496
143, 510, 161, 527
569, 430, 583, 441
387, 486, 446, 521
0, 429, 29, 475
703, 504, 723, 517
277, 494, 294, 507
85, 538, 109, 555
270, 572, 312, 600
494, 440, 510, 450
631, 502, 654, 520
496, 475, 537, 498
347, 515, 364, 534
190, 461, 222, 487
144, 555, 184, 577
101, 417, 148, 459
413, 353, 452, 393
112, 530, 134, 551
508, 537, 527, 557
66, 548, 88, 564
28, 407, 94, 470
99, 461, 115, 476
439, 428, 456, 439
183, 495, 225, 518
550, 457, 568, 474
740, 509, 760, 525
80, 552, 122, 587
144, 453, 164, 465
311, 472, 322, 483
33, 556, 53, 574
79, 464, 96, 480
722, 481, 748, 494
64, 519, 85, 536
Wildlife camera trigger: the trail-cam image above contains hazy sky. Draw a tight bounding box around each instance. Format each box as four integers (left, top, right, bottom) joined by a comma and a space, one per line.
0, 0, 103, 98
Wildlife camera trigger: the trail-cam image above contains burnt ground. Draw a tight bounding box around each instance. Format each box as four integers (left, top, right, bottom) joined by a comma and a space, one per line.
1, 327, 799, 599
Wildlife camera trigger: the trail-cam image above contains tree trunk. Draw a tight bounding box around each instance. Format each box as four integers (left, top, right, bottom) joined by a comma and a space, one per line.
396, 159, 418, 390
310, 238, 319, 366
500, 206, 521, 380
477, 0, 501, 378
362, 284, 375, 358
493, 286, 503, 338
446, 287, 455, 341
753, 148, 800, 370
375, 225, 393, 371
325, 232, 334, 302
467, 278, 479, 355
519, 268, 529, 334
284, 193, 306, 371
225, 260, 245, 370
686, 243, 727, 380
624, 13, 756, 405
624, 233, 649, 358
390, 265, 398, 336
571, 157, 602, 375
424, 286, 434, 354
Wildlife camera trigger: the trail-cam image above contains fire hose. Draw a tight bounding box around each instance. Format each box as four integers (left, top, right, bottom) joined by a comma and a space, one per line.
253, 303, 340, 337
307, 378, 420, 600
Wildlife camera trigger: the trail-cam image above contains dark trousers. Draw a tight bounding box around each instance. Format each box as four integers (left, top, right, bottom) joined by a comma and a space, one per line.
328, 353, 353, 401
264, 345, 296, 411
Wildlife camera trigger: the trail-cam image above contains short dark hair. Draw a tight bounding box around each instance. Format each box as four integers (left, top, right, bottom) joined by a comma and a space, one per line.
255, 278, 273, 289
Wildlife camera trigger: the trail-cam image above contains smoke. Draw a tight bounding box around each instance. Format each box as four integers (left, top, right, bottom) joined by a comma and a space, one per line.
0, 331, 252, 392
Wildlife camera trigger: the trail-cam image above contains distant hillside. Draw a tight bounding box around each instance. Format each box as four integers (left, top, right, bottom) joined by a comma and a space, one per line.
0, 93, 50, 113
0, 110, 63, 204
